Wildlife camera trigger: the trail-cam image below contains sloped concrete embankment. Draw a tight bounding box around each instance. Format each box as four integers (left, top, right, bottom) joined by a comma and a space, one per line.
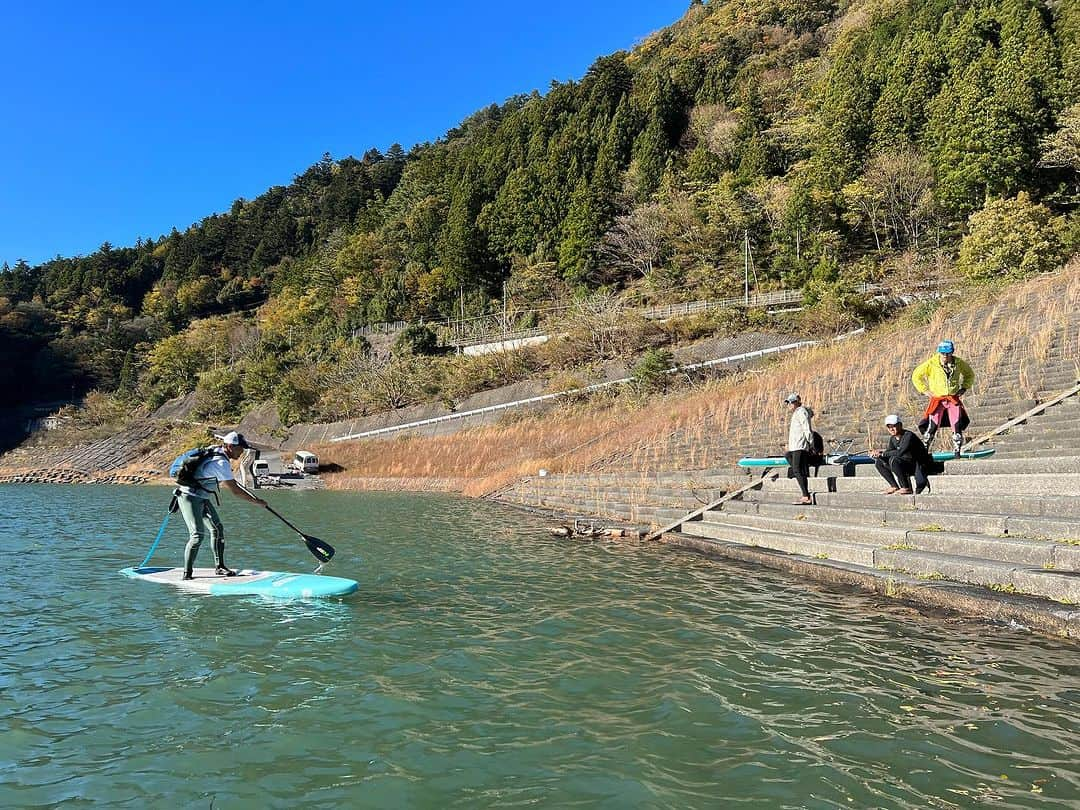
493, 278, 1080, 635
0, 421, 164, 485
288, 332, 796, 450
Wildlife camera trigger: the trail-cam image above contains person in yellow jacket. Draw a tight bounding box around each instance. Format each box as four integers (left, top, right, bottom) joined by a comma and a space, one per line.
911, 340, 975, 455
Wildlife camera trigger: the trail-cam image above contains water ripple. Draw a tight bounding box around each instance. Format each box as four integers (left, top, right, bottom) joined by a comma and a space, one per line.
0, 484, 1076, 807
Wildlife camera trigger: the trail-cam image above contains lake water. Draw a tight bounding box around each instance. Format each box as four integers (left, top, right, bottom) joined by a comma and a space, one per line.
1, 484, 1077, 808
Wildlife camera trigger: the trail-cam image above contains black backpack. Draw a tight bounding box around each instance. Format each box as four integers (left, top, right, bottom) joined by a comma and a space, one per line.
169, 447, 225, 495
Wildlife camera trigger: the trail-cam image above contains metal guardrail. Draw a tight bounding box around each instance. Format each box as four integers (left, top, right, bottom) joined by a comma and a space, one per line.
639, 289, 805, 320
330, 340, 817, 443
352, 320, 411, 337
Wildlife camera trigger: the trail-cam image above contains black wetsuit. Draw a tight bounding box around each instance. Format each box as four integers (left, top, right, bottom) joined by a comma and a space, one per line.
875, 428, 932, 492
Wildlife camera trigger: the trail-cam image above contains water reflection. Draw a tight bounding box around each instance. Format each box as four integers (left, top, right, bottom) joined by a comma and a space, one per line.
0, 484, 1076, 808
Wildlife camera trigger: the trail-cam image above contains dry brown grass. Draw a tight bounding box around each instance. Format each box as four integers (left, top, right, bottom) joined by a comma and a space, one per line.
315, 263, 1080, 495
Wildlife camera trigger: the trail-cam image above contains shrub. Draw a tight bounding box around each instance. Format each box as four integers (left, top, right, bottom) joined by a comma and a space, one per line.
438, 349, 542, 403
631, 349, 675, 394
800, 280, 879, 335
957, 192, 1064, 280
193, 367, 244, 420
274, 367, 320, 425
545, 369, 592, 396
393, 324, 439, 356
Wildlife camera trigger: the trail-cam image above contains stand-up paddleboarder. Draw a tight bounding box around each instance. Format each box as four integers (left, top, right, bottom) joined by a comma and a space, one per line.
174, 431, 268, 580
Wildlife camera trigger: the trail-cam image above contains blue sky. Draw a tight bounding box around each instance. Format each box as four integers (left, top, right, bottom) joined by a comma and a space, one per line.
0, 1, 691, 267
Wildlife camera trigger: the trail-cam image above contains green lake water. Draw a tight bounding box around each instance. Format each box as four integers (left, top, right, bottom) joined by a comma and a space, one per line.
1, 484, 1077, 808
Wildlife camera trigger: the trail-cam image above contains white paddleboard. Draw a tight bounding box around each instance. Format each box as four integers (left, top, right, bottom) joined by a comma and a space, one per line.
120, 566, 358, 598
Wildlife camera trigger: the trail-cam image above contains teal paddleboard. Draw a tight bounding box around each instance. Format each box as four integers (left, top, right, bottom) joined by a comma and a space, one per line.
120, 566, 358, 598
737, 448, 996, 468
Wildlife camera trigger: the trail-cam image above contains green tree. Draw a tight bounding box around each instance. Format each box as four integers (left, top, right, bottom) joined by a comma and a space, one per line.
956, 192, 1063, 280
193, 367, 244, 420
274, 366, 320, 425
631, 348, 675, 394
928, 45, 1027, 215
392, 324, 439, 356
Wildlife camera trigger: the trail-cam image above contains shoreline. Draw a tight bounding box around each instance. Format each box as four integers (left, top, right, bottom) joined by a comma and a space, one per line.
5, 466, 1080, 641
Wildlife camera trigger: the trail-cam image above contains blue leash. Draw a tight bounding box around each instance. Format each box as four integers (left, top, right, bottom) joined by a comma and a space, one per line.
140, 511, 173, 568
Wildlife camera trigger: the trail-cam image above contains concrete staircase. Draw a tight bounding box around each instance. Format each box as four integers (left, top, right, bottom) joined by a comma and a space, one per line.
497, 392, 1080, 633
676, 455, 1080, 599
493, 298, 1080, 633
496, 387, 1080, 530
499, 469, 736, 528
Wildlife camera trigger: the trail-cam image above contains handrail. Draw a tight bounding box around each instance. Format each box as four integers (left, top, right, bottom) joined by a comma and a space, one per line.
644, 469, 781, 541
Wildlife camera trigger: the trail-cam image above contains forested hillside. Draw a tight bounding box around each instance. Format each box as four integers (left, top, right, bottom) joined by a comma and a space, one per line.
1, 0, 1076, 424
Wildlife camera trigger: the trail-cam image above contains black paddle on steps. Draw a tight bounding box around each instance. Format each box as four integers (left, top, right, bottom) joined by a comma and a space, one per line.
239, 484, 335, 564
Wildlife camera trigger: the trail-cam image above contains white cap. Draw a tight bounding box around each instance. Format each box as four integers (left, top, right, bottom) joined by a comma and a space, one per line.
783, 392, 800, 404
215, 431, 250, 448
884, 414, 901, 426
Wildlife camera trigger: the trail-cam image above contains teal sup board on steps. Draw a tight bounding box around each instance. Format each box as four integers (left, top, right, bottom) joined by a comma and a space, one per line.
849, 449, 996, 464
120, 566, 358, 598
737, 448, 996, 468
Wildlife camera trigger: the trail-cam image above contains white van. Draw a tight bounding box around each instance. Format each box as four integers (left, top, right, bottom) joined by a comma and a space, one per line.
252, 459, 271, 478
291, 450, 320, 474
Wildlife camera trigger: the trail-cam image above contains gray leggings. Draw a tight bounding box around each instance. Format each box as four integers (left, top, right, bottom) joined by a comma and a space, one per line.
177, 492, 226, 573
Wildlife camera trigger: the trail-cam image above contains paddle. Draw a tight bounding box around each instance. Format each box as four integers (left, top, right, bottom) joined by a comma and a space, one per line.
238, 484, 335, 564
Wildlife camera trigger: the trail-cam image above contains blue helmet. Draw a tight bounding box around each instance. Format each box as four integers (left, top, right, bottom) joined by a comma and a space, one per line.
937, 340, 955, 354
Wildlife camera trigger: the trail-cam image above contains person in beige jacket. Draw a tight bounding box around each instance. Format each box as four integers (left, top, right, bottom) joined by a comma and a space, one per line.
783, 392, 815, 505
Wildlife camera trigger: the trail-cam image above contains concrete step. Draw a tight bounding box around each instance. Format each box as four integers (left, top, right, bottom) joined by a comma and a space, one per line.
990, 436, 1080, 454
679, 519, 879, 566
762, 454, 1080, 480
874, 548, 1080, 603
743, 486, 1080, 519
997, 418, 1080, 434
524, 489, 718, 511
648, 507, 695, 524
533, 495, 693, 523
550, 471, 734, 486
701, 510, 907, 546
730, 451, 1067, 481
503, 493, 685, 526
768, 471, 1080, 497
991, 448, 1054, 459
931, 455, 1080, 476
990, 447, 1080, 460
902, 529, 1080, 570
530, 498, 636, 521
522, 483, 728, 500
679, 521, 1080, 602
721, 498, 1076, 541
704, 508, 1080, 569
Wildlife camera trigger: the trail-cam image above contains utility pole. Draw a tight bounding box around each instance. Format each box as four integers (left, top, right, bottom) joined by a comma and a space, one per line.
743, 230, 758, 306
744, 230, 750, 306
502, 280, 508, 331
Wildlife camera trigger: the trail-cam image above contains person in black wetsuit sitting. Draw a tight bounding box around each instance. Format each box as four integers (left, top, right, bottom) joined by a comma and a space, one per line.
869, 414, 932, 495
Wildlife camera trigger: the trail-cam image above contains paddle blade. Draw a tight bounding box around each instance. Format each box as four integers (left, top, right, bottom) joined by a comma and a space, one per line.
303, 533, 335, 563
